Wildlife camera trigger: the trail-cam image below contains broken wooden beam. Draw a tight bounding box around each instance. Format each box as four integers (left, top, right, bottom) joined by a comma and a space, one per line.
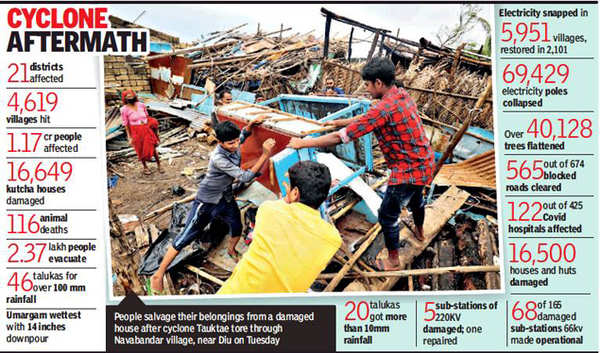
420, 114, 494, 144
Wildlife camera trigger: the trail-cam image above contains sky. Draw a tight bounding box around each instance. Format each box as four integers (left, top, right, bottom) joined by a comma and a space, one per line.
109, 4, 492, 56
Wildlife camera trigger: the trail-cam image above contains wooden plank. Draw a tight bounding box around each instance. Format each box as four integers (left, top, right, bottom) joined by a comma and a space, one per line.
374, 186, 470, 291
134, 225, 150, 251
185, 265, 226, 286
163, 273, 176, 295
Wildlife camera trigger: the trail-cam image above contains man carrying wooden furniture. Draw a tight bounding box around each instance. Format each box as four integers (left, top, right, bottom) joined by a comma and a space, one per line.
288, 57, 435, 271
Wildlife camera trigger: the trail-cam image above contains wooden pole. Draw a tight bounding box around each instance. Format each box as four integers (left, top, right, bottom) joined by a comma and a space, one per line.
406, 85, 493, 103
321, 60, 492, 103
367, 31, 380, 60
433, 76, 493, 177
407, 264, 414, 291
323, 15, 332, 59
262, 27, 292, 37
318, 265, 500, 280
378, 33, 385, 56
189, 42, 318, 68
420, 113, 494, 144
347, 27, 354, 61
449, 43, 466, 84
477, 220, 501, 289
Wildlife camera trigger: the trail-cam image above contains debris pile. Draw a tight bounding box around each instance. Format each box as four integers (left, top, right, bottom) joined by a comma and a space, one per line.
398, 60, 493, 130
107, 8, 499, 296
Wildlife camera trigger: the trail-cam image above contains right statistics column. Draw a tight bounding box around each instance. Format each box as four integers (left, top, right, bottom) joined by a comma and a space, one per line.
495, 4, 598, 350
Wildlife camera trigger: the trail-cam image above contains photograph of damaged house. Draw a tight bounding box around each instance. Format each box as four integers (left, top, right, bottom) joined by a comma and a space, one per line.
105, 4, 500, 296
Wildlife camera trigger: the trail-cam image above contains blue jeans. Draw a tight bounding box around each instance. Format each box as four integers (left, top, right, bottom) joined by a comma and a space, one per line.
172, 197, 242, 251
378, 184, 425, 251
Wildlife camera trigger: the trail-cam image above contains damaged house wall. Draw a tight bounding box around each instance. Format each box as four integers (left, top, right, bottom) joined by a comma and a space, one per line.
104, 56, 152, 106
104, 16, 189, 106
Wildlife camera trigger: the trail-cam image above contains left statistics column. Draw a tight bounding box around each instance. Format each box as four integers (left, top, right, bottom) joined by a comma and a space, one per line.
0, 8, 108, 352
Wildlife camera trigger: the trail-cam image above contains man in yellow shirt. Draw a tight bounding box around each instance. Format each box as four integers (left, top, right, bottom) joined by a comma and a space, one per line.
218, 161, 342, 294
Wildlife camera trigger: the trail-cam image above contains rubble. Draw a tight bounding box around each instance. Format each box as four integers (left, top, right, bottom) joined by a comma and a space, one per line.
107, 8, 500, 296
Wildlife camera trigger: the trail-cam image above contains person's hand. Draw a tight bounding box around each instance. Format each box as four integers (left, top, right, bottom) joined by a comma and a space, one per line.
262, 138, 276, 154
128, 137, 133, 145
249, 115, 268, 128
324, 120, 343, 127
287, 137, 305, 149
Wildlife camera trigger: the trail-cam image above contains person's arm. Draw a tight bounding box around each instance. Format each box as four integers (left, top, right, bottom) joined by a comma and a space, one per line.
239, 127, 251, 145
240, 115, 268, 145
288, 107, 385, 149
214, 138, 276, 183
287, 132, 342, 149
324, 115, 363, 127
124, 126, 132, 144
120, 108, 133, 144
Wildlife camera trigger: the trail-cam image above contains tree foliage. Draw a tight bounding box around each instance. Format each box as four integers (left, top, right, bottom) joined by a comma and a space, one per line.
435, 4, 491, 54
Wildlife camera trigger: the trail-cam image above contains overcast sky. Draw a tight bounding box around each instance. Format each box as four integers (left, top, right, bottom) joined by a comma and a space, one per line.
109, 4, 491, 55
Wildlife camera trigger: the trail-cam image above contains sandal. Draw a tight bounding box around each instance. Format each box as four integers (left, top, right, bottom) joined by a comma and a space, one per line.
143, 169, 152, 175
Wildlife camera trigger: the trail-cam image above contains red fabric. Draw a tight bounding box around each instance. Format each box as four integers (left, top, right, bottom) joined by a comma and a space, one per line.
121, 89, 136, 104
130, 117, 159, 162
344, 86, 434, 185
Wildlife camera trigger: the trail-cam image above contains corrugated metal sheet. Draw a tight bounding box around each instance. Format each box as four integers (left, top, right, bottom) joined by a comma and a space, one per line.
434, 150, 496, 189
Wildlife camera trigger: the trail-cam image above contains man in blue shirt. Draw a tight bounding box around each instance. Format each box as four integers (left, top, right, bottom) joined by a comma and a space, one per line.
151, 120, 275, 294
323, 78, 345, 96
